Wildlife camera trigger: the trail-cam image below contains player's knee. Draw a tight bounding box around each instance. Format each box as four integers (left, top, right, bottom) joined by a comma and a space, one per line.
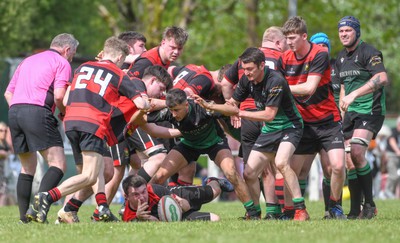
103, 167, 114, 183
48, 160, 66, 173
330, 160, 345, 173
81, 172, 98, 186
221, 171, 237, 187
274, 162, 286, 174
243, 168, 257, 182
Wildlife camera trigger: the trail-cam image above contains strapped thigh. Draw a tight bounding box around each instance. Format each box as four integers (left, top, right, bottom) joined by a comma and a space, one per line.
349, 137, 370, 147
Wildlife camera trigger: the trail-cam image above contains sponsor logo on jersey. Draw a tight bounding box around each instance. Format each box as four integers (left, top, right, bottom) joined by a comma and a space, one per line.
283, 134, 289, 140
339, 70, 361, 78
332, 137, 343, 144
331, 68, 336, 77
370, 55, 382, 66
304, 64, 309, 72
269, 85, 283, 98
287, 67, 295, 75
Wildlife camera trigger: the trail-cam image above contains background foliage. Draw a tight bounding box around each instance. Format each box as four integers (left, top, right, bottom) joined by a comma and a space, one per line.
0, 0, 399, 112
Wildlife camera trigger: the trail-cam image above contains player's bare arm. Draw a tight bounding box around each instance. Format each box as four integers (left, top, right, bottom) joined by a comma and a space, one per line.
140, 123, 182, 138
193, 94, 239, 116
289, 75, 321, 95
238, 106, 278, 122
220, 77, 235, 100
4, 90, 13, 106
340, 71, 388, 111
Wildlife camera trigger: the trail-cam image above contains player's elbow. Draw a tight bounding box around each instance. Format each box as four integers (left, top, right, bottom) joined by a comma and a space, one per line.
4, 91, 12, 105
303, 86, 317, 96
380, 73, 389, 87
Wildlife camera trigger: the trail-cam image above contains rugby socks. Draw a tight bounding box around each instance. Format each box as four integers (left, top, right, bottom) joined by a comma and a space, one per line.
275, 178, 285, 208
282, 206, 295, 218
95, 192, 108, 207
266, 203, 281, 215
64, 198, 83, 212
17, 173, 34, 222
347, 169, 362, 215
168, 173, 179, 187
329, 196, 341, 208
177, 179, 192, 186
356, 164, 375, 207
47, 187, 62, 204
137, 167, 152, 182
322, 178, 331, 211
298, 179, 307, 196
244, 200, 254, 209
293, 197, 306, 210
168, 181, 179, 187
244, 200, 259, 214
38, 166, 64, 192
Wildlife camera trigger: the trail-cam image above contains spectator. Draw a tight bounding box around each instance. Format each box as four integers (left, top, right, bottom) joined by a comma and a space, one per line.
0, 121, 14, 206
383, 116, 400, 198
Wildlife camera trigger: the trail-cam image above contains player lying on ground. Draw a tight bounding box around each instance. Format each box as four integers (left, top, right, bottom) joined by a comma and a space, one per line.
121, 175, 234, 222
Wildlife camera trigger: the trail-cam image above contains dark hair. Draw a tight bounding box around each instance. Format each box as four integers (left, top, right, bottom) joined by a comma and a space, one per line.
239, 47, 265, 66
122, 175, 147, 194
118, 31, 147, 46
162, 26, 189, 47
282, 16, 307, 35
143, 65, 173, 90
217, 64, 232, 82
166, 88, 187, 107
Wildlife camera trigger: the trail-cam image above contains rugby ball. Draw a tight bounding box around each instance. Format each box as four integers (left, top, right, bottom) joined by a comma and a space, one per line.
158, 195, 182, 222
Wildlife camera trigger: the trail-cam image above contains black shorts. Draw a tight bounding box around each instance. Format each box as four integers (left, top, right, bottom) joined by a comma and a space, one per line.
126, 127, 167, 156
8, 104, 63, 154
240, 118, 262, 163
66, 131, 106, 165
109, 140, 131, 167
252, 128, 303, 153
342, 112, 385, 140
182, 211, 211, 221
172, 140, 230, 164
295, 122, 345, 154
169, 185, 214, 211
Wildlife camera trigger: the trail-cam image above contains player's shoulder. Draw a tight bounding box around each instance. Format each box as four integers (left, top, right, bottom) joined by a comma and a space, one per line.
358, 41, 382, 57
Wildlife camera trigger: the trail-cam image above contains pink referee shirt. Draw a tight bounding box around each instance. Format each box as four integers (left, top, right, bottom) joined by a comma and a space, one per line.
6, 49, 71, 111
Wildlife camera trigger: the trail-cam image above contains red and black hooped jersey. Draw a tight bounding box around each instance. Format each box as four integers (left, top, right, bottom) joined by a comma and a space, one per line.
224, 47, 283, 110
171, 64, 215, 99
107, 78, 148, 145
278, 43, 341, 125
64, 60, 139, 145
127, 46, 170, 79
